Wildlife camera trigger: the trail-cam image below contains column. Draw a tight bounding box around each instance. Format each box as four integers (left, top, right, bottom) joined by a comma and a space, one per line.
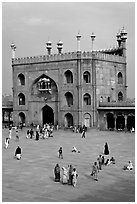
124, 115, 127, 132
92, 53, 96, 126
114, 114, 117, 130
2, 111, 5, 123
77, 51, 82, 127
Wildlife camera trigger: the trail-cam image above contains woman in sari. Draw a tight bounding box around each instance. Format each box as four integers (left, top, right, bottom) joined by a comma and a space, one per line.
62, 167, 68, 184
54, 164, 60, 182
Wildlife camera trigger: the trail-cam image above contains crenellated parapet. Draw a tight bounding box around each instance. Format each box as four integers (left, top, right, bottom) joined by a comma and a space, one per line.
93, 51, 126, 63
12, 50, 126, 65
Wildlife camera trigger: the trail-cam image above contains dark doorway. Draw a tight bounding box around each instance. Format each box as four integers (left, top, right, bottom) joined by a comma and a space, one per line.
107, 113, 115, 130
42, 105, 54, 125
116, 115, 125, 130
127, 115, 135, 131
19, 112, 25, 124
65, 113, 73, 127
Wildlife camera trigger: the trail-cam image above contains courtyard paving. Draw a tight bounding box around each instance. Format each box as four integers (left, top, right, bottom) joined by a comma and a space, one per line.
2, 128, 135, 202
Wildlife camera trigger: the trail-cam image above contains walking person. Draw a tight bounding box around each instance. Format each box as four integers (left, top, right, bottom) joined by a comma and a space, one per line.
26, 129, 30, 139
91, 162, 99, 181
71, 168, 78, 187
54, 164, 60, 182
5, 137, 10, 149
68, 164, 73, 185
81, 129, 86, 138
30, 128, 34, 139
9, 128, 12, 139
97, 155, 103, 170
58, 147, 63, 159
35, 131, 39, 141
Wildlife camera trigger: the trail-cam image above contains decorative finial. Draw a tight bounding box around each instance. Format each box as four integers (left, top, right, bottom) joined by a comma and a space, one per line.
46, 40, 52, 55
10, 42, 16, 58
57, 40, 63, 54
76, 31, 82, 52
90, 32, 96, 51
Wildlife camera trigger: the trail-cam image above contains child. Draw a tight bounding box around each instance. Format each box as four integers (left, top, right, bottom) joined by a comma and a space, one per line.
91, 162, 99, 181
58, 147, 63, 159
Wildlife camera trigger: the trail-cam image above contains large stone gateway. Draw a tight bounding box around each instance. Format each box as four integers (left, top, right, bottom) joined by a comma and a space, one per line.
11, 28, 135, 130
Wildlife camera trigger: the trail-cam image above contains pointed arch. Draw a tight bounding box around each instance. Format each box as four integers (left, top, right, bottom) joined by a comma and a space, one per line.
19, 112, 26, 124
18, 93, 25, 105
64, 70, 73, 83
118, 92, 123, 101
65, 92, 73, 106
64, 113, 73, 127
118, 72, 123, 84
18, 73, 25, 85
83, 71, 91, 83
84, 93, 91, 105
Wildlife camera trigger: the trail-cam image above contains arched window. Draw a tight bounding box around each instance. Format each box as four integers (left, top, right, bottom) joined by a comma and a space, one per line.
64, 70, 73, 83
100, 96, 103, 102
108, 96, 110, 102
65, 92, 73, 106
18, 93, 25, 105
18, 73, 25, 85
83, 71, 90, 83
118, 92, 123, 101
118, 72, 123, 84
84, 93, 91, 105
38, 78, 51, 90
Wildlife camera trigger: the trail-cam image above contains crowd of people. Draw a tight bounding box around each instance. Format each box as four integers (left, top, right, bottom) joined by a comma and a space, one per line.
26, 124, 54, 140
54, 164, 78, 187
4, 125, 133, 187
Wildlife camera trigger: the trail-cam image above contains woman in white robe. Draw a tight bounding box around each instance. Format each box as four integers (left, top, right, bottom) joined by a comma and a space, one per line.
62, 167, 68, 184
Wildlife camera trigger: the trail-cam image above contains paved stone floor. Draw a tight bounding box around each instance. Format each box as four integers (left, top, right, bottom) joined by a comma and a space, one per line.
2, 128, 135, 202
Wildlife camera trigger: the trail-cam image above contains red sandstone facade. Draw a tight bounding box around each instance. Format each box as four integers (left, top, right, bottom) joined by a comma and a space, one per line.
11, 28, 135, 130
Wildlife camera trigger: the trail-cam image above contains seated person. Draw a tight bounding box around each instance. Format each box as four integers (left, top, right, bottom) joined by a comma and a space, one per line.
15, 145, 22, 160
105, 158, 111, 166
123, 161, 133, 170
110, 156, 116, 164
72, 146, 80, 153
130, 127, 135, 133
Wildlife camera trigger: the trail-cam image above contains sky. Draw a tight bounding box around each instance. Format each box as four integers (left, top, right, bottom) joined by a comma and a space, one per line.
2, 2, 135, 99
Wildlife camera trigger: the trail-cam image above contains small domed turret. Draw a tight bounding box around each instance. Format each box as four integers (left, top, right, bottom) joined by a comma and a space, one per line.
46, 40, 52, 55
57, 40, 63, 54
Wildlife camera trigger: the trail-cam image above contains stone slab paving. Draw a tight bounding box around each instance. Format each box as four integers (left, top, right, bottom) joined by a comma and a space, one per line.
2, 128, 135, 202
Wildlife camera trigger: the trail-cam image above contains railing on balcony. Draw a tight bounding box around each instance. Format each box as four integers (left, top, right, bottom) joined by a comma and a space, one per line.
99, 101, 135, 107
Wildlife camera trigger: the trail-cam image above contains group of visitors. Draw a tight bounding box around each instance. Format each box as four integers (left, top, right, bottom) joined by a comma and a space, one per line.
91, 142, 116, 181
72, 125, 87, 134
26, 123, 54, 140
4, 126, 133, 189
54, 164, 78, 187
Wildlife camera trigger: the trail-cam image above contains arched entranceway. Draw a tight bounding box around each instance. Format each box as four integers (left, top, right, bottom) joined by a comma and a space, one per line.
42, 105, 54, 125
19, 112, 25, 124
64, 113, 73, 127
127, 114, 135, 131
116, 114, 125, 130
84, 113, 91, 128
107, 113, 115, 130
